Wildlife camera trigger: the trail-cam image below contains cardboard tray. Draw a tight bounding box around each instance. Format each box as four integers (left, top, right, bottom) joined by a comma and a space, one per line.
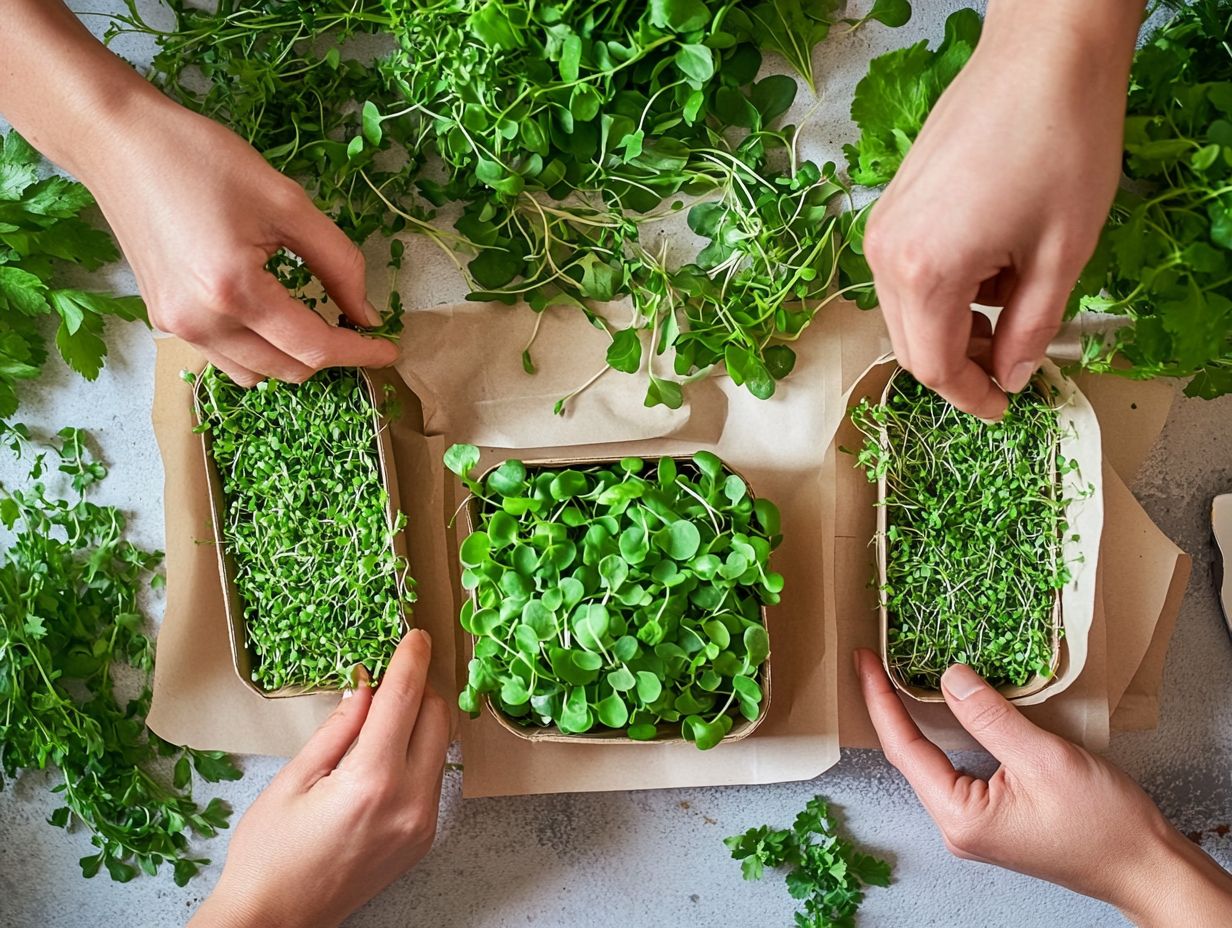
874, 367, 1064, 703
460, 452, 772, 745
192, 366, 414, 698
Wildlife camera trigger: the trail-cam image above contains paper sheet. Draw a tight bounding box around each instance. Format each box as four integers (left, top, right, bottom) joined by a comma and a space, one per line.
395, 301, 727, 449
147, 337, 459, 755
451, 317, 845, 797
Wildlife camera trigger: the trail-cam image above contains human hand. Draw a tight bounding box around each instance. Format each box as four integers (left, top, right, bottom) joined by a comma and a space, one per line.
862, 0, 1142, 419
854, 649, 1232, 926
75, 93, 398, 387
191, 630, 450, 928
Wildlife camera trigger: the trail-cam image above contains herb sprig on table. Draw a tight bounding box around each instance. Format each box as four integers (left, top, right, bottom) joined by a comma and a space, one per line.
0, 131, 146, 422
850, 373, 1075, 690
446, 445, 781, 750
726, 795, 891, 928
190, 365, 414, 692
0, 426, 239, 885
107, 0, 912, 408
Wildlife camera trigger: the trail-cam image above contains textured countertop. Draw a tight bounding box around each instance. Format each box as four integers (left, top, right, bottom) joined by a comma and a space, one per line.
2, 3, 1230, 927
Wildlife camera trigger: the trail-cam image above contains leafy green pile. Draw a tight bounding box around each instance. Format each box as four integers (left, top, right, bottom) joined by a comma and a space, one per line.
1074, 0, 1232, 398
0, 426, 239, 885
850, 373, 1073, 690
845, 3, 1232, 399
108, 0, 912, 409
842, 9, 979, 187
190, 365, 414, 692
0, 131, 146, 421
726, 795, 891, 928
446, 445, 781, 749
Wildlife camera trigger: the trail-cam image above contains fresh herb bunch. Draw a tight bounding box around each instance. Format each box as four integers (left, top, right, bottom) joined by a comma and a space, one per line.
850, 373, 1074, 690
108, 0, 912, 408
445, 444, 781, 750
0, 425, 240, 885
0, 131, 146, 421
726, 795, 891, 928
1074, 0, 1232, 398
841, 9, 979, 188
190, 365, 414, 692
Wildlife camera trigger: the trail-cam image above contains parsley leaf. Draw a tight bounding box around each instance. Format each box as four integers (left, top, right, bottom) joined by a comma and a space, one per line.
0, 426, 239, 884
0, 130, 146, 421
726, 795, 892, 928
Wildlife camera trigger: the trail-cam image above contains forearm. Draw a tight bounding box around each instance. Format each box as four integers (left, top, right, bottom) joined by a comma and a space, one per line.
0, 0, 164, 181
1111, 827, 1232, 928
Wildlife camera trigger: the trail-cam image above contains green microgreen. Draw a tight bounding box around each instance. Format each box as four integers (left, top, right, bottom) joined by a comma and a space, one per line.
445, 445, 782, 750
190, 365, 414, 692
849, 373, 1074, 690
726, 795, 892, 928
106, 0, 912, 409
0, 425, 240, 885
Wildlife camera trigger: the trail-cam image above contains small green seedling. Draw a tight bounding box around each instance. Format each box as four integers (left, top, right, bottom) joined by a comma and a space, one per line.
445, 445, 783, 750
191, 366, 414, 691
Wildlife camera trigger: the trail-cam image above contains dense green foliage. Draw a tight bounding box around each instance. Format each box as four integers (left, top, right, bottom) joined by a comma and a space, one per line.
726, 795, 891, 928
1076, 0, 1232, 397
0, 426, 239, 885
846, 3, 1232, 398
108, 0, 912, 409
0, 131, 146, 422
446, 445, 780, 749
191, 365, 414, 691
850, 374, 1073, 690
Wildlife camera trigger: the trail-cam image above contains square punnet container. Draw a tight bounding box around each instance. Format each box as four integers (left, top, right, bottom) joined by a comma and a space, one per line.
192, 367, 413, 698
875, 368, 1063, 703
460, 453, 773, 745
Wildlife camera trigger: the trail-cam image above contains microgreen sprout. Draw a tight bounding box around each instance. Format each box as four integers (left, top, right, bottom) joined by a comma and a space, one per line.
445, 445, 782, 750
190, 366, 414, 692
850, 373, 1076, 690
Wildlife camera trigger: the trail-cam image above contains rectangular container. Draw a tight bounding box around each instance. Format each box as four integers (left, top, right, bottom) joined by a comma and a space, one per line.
875, 367, 1064, 703
193, 366, 413, 698
461, 453, 773, 745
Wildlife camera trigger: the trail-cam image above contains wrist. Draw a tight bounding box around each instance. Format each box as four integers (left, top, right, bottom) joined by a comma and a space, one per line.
1109, 824, 1232, 927
979, 0, 1143, 79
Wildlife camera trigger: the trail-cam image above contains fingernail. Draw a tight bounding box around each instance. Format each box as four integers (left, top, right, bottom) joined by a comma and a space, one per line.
415, 627, 432, 646
1004, 360, 1038, 394
342, 688, 355, 700
941, 664, 984, 700
362, 299, 383, 328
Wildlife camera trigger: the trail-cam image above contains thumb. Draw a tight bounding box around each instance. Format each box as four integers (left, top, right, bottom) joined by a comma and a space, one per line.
940, 663, 1061, 770
990, 266, 1070, 394
279, 195, 382, 328
281, 670, 374, 788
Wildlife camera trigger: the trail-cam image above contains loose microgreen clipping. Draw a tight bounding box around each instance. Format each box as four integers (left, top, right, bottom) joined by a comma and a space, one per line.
190, 366, 415, 692
0, 425, 240, 885
849, 373, 1075, 690
445, 445, 783, 750
726, 795, 891, 928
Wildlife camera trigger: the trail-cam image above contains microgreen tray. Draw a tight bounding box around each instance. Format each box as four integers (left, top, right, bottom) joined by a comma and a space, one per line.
192, 367, 413, 698
460, 453, 774, 747
874, 368, 1064, 703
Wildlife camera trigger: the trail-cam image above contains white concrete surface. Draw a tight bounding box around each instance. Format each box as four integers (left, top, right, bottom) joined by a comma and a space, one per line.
1, 3, 1230, 927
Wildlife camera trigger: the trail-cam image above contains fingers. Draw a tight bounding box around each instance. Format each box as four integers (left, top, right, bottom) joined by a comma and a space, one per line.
203, 327, 314, 384
202, 348, 260, 389
406, 685, 451, 778
353, 629, 433, 762
940, 663, 1065, 770
277, 191, 382, 329
244, 273, 400, 372
281, 671, 374, 788
989, 266, 1070, 394
854, 649, 960, 817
